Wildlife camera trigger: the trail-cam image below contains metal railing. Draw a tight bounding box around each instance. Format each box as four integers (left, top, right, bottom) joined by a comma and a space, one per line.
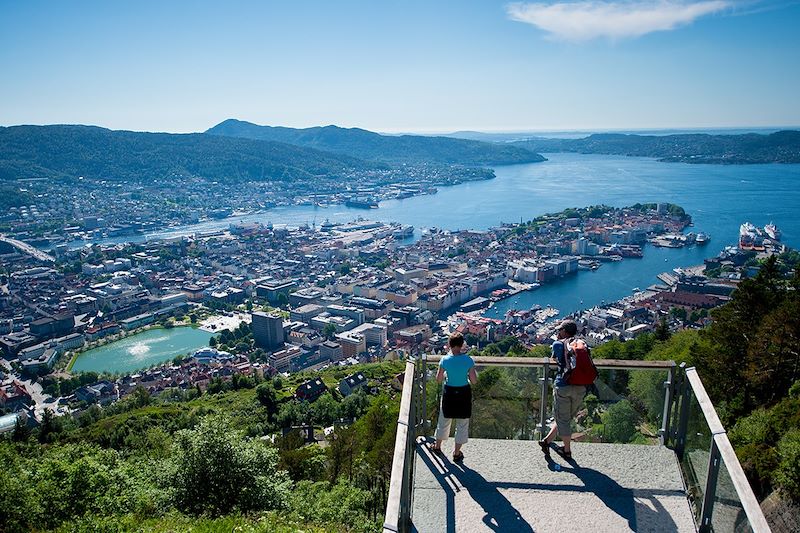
383, 355, 771, 533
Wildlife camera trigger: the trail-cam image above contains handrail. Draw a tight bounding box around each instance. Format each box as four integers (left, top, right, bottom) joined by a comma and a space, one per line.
684, 367, 771, 533
383, 357, 771, 533
383, 359, 417, 533
426, 354, 676, 370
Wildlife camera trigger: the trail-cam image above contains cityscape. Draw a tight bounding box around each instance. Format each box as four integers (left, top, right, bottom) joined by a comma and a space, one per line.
2, 1, 800, 532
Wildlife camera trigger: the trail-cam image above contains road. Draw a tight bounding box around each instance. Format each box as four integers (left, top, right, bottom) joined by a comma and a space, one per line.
0, 235, 56, 263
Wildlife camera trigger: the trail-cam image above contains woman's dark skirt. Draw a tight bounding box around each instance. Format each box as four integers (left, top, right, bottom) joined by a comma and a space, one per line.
441, 384, 472, 419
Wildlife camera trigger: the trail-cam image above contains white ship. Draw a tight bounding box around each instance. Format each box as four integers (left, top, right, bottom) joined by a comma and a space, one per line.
695, 232, 709, 245
764, 223, 781, 241
392, 225, 414, 239
739, 222, 763, 249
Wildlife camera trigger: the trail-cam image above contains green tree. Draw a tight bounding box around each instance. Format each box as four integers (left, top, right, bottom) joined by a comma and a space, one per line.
256, 382, 279, 416
601, 400, 639, 443
654, 317, 670, 341
167, 417, 290, 516
323, 323, 338, 340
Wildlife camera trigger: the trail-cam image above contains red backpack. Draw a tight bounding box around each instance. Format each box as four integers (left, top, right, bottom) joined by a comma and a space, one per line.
563, 338, 598, 386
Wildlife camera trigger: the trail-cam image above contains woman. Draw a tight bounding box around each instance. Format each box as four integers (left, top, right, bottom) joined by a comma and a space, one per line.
431, 332, 478, 462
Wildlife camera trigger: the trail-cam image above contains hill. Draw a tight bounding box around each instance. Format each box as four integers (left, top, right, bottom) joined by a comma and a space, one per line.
206, 119, 546, 165
0, 125, 383, 183
510, 130, 800, 164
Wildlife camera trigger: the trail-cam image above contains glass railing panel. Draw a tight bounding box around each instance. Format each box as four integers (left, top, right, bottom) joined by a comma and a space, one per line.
588, 367, 669, 445
425, 365, 544, 440
709, 458, 753, 533
679, 392, 713, 523
423, 363, 670, 445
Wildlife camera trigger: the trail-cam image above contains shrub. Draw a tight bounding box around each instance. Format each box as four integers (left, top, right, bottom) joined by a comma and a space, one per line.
776, 429, 800, 500
601, 400, 639, 443
166, 417, 290, 516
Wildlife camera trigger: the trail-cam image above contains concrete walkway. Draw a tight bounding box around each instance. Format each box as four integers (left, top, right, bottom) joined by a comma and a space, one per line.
411, 438, 696, 533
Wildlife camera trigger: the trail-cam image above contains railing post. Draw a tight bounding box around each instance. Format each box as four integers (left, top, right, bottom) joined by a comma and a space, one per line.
674, 363, 691, 460
698, 437, 722, 532
659, 366, 675, 446
421, 353, 428, 432
538, 362, 550, 439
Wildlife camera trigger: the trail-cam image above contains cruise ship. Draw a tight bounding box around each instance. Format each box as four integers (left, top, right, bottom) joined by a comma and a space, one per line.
739, 222, 764, 250
392, 225, 414, 239
345, 197, 379, 209
695, 232, 709, 245
764, 223, 782, 241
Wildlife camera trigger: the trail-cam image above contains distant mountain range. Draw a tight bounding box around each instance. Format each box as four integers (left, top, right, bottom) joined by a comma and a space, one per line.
0, 122, 546, 183
205, 119, 546, 165
0, 125, 384, 182
508, 131, 800, 164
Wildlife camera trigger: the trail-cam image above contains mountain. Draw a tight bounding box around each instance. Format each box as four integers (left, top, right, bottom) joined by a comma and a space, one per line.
0, 125, 383, 182
205, 119, 546, 165
509, 130, 800, 164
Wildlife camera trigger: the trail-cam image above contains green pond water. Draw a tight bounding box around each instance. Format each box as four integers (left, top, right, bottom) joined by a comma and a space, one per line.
71, 327, 213, 374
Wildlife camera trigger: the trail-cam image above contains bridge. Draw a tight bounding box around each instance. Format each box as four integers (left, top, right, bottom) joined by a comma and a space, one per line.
0, 235, 55, 263
383, 356, 772, 533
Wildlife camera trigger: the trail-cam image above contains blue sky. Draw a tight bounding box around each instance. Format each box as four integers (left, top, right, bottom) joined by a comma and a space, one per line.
1, 0, 798, 133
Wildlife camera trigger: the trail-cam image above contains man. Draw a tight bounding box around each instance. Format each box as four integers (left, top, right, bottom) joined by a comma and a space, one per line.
539, 320, 586, 460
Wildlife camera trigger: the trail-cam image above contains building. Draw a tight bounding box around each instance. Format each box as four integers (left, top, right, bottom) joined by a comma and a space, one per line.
256, 280, 297, 304
252, 311, 285, 350
289, 304, 325, 323
295, 377, 328, 402
270, 345, 301, 372
0, 381, 32, 411
339, 372, 367, 396
319, 340, 343, 361
336, 331, 367, 358
349, 323, 388, 346
289, 287, 327, 308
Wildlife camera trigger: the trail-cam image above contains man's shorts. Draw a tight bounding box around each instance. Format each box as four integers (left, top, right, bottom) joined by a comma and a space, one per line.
554, 385, 585, 436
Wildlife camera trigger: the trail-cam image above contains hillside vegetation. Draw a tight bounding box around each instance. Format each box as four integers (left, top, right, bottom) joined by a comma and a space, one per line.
511, 130, 800, 164
206, 119, 547, 165
0, 125, 381, 183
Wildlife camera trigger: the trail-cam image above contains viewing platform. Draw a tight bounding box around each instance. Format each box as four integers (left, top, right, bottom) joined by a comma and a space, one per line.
412, 439, 693, 532
384, 356, 772, 533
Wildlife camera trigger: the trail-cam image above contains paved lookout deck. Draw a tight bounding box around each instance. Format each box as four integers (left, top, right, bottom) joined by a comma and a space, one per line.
411, 439, 696, 533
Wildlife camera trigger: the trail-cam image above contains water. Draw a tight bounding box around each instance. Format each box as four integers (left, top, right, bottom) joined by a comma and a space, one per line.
71, 327, 213, 374
78, 153, 800, 317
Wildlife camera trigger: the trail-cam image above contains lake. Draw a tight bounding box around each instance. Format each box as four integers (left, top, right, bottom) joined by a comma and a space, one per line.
71, 327, 213, 374
83, 153, 800, 317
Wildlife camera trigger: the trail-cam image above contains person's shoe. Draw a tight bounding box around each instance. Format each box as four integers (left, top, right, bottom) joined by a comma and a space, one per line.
554, 445, 572, 460
453, 451, 465, 462
538, 440, 551, 456
428, 443, 444, 456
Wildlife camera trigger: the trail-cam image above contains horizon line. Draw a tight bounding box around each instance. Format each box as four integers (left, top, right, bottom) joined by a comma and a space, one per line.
2, 121, 799, 137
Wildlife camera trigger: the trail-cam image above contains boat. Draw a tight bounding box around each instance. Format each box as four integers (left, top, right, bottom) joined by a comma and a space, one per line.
739, 222, 764, 249
764, 223, 781, 241
392, 225, 414, 239
345, 197, 379, 209
695, 232, 709, 245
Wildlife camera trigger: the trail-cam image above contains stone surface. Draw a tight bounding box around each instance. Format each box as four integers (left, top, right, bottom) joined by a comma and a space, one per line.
411, 439, 696, 533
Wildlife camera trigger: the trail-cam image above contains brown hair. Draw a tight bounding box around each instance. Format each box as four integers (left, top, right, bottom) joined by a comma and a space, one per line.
558, 320, 578, 337
448, 332, 465, 348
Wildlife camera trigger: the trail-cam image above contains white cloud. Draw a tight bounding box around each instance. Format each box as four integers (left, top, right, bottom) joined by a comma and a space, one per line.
506, 1, 731, 41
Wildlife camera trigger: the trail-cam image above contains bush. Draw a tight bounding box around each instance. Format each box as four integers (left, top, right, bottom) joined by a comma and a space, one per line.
166, 417, 290, 516
776, 429, 800, 500
290, 480, 377, 533
601, 400, 639, 443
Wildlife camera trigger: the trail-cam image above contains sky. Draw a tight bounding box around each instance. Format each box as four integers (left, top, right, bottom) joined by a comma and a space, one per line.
1, 0, 799, 133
